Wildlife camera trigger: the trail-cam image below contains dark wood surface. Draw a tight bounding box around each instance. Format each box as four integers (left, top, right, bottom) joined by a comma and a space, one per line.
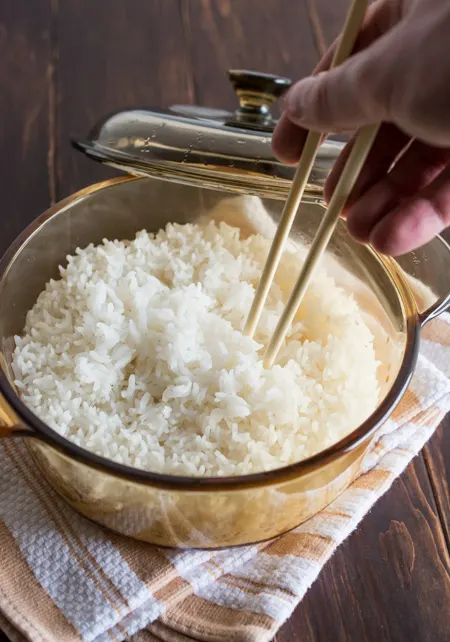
0, 2, 449, 641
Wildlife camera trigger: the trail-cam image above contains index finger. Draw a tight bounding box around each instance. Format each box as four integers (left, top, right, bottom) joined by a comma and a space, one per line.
272, 0, 398, 163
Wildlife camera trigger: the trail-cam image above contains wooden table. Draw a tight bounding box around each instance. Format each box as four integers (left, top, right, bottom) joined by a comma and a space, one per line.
0, 2, 449, 641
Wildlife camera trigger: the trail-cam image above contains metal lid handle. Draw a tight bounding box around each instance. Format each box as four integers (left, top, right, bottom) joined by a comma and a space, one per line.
227, 69, 292, 129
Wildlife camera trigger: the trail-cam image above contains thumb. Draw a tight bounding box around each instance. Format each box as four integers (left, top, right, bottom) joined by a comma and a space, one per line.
283, 42, 392, 133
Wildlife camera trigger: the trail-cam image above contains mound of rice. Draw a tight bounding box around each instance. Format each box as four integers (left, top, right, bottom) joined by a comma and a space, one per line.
13, 217, 379, 476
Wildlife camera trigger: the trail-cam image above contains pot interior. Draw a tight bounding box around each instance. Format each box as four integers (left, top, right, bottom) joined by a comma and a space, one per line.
0, 176, 411, 445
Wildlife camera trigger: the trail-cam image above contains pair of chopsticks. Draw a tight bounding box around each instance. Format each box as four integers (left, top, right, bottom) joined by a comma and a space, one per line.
244, 0, 380, 368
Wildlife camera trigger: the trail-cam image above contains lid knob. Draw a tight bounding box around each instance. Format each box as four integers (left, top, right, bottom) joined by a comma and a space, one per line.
227, 70, 292, 130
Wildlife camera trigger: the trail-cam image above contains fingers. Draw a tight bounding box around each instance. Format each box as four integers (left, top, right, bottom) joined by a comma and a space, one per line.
324, 124, 411, 203
271, 38, 339, 164
312, 0, 398, 74
272, 114, 329, 165
370, 164, 450, 255
283, 38, 392, 134
272, 113, 307, 165
346, 141, 450, 244
272, 0, 398, 163
281, 1, 406, 132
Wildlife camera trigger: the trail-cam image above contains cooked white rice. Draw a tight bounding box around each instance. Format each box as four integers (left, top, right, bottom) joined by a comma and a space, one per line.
13, 215, 379, 476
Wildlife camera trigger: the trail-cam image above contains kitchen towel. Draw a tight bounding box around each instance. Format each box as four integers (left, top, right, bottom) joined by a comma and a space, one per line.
0, 311, 448, 642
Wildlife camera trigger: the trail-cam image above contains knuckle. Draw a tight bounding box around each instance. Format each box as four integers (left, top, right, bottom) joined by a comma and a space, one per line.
313, 76, 333, 123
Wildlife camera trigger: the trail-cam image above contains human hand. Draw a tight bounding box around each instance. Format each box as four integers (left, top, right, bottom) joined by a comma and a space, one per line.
272, 0, 450, 256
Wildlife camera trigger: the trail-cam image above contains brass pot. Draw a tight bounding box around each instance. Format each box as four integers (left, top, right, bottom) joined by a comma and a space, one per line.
1, 175, 449, 548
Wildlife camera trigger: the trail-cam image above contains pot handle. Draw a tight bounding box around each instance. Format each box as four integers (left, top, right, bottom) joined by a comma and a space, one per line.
0, 392, 33, 439
395, 235, 450, 327
419, 292, 450, 326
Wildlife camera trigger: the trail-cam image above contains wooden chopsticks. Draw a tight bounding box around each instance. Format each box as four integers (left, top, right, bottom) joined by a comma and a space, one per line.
263, 122, 380, 368
243, 0, 379, 367
244, 0, 370, 340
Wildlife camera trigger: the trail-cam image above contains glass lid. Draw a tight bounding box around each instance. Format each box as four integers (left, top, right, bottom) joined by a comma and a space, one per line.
73, 69, 345, 200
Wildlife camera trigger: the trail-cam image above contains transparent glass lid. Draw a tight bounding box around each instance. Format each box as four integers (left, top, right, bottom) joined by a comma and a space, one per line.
73, 69, 345, 199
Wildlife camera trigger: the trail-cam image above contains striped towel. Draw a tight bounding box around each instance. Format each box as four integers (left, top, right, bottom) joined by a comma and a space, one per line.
0, 313, 449, 642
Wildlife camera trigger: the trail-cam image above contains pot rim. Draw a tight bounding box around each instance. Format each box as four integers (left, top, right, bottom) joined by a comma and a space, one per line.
0, 175, 421, 492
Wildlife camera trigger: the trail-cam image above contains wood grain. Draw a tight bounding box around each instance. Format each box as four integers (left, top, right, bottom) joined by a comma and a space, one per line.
422, 235, 450, 551
0, 1, 52, 254
424, 420, 450, 549
183, 0, 318, 111
277, 457, 450, 642
0, 3, 51, 641
305, 0, 328, 56
56, 0, 194, 196
312, 0, 354, 48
